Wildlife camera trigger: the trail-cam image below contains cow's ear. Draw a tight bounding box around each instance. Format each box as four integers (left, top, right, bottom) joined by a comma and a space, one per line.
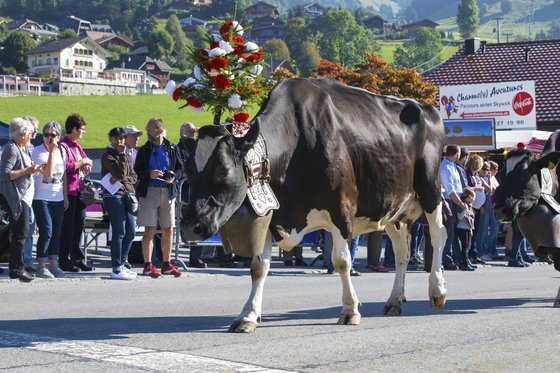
234, 122, 260, 156
528, 151, 560, 174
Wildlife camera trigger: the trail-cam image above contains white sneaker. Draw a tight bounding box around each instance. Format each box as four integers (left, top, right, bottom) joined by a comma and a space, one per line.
480, 254, 493, 262
123, 267, 137, 278
36, 267, 55, 279
49, 266, 67, 278
110, 269, 136, 280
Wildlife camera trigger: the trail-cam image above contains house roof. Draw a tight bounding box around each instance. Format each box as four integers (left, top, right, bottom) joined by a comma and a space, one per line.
25, 36, 110, 57
106, 56, 173, 72
426, 39, 560, 127
401, 19, 439, 29
7, 18, 41, 30
246, 1, 278, 11
85, 31, 134, 48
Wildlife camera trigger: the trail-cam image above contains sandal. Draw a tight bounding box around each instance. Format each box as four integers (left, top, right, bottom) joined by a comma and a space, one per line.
366, 264, 388, 272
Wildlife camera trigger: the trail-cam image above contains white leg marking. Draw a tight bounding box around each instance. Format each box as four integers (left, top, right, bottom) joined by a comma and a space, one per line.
0, 330, 296, 372
195, 136, 223, 172
426, 202, 448, 309
330, 229, 361, 325
384, 222, 410, 316
231, 231, 272, 332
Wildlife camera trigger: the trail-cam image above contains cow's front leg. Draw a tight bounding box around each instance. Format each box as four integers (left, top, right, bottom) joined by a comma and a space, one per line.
384, 223, 410, 315
229, 231, 272, 333
426, 203, 448, 309
330, 231, 361, 325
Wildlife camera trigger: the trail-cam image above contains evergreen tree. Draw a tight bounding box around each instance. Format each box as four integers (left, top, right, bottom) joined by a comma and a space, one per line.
0, 31, 36, 73
394, 27, 443, 72
296, 41, 321, 77
148, 29, 173, 59
262, 38, 291, 64
165, 14, 188, 53
457, 0, 479, 39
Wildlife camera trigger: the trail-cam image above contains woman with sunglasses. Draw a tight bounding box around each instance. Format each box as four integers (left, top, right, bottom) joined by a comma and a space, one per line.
31, 121, 68, 278
101, 127, 138, 280
0, 117, 44, 281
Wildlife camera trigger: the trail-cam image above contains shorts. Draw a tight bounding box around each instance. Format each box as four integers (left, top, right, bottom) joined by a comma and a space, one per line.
137, 186, 176, 228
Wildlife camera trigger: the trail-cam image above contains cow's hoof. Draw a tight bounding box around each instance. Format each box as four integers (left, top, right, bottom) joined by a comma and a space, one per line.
228, 319, 258, 333
430, 294, 447, 309
337, 312, 361, 325
554, 299, 560, 308
383, 302, 402, 316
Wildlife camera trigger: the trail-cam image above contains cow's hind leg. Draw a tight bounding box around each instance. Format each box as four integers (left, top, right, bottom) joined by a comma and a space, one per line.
384, 222, 410, 315
426, 203, 448, 309
229, 231, 272, 333
330, 231, 361, 325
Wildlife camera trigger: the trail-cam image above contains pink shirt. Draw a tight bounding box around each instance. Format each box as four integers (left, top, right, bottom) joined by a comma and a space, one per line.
60, 136, 88, 196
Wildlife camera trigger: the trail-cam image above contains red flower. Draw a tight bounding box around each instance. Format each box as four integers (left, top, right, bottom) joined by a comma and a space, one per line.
220, 21, 233, 36
203, 62, 212, 71
210, 41, 219, 49
195, 48, 208, 57
232, 35, 244, 44
172, 87, 182, 102
186, 97, 202, 108
233, 45, 245, 57
245, 54, 261, 63
233, 112, 250, 123
209, 57, 228, 69
214, 74, 231, 89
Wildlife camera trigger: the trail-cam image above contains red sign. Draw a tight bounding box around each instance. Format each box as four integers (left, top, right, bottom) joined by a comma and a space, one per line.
460, 111, 509, 119
512, 92, 534, 116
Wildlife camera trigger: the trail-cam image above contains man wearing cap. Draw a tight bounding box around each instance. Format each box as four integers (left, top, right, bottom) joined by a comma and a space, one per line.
124, 125, 143, 166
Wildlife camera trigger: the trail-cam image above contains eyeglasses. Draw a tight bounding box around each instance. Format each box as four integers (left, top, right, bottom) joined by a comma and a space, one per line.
482, 168, 489, 171
43, 133, 58, 138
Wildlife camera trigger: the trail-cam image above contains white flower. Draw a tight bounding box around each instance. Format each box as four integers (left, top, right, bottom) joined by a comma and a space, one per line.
209, 47, 226, 57
219, 40, 234, 54
250, 64, 263, 75
193, 66, 202, 79
210, 34, 222, 42
208, 69, 220, 77
245, 42, 258, 52
232, 21, 244, 36
183, 77, 196, 86
188, 105, 205, 113
165, 80, 176, 97
228, 94, 243, 108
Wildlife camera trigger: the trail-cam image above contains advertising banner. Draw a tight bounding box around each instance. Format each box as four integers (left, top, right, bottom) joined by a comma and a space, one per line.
439, 81, 536, 131
443, 118, 495, 150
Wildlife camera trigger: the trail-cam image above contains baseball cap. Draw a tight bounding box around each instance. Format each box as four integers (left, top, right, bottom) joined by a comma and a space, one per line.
124, 125, 143, 136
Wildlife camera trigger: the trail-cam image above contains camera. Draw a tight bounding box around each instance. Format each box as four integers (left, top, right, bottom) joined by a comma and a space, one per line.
163, 170, 175, 180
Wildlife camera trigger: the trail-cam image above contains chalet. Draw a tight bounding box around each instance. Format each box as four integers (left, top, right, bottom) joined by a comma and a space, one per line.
400, 19, 439, 34
25, 37, 109, 79
106, 56, 173, 87
245, 1, 280, 20
289, 2, 326, 18
86, 31, 134, 50
363, 15, 387, 32
166, 0, 211, 12
6, 18, 58, 40
180, 15, 208, 40
426, 38, 560, 131
58, 15, 92, 35
249, 16, 284, 44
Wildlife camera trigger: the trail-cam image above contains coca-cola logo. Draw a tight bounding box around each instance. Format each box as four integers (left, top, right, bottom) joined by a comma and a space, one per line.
512, 92, 534, 116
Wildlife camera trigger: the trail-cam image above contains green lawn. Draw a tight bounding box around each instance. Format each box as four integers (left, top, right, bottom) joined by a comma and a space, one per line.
0, 94, 258, 148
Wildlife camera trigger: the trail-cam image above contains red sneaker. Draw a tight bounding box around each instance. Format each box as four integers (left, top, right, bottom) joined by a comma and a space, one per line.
143, 264, 161, 278
161, 263, 181, 277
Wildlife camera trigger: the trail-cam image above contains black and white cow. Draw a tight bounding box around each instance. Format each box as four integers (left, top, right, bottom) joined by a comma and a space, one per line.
494, 139, 560, 308
182, 78, 448, 332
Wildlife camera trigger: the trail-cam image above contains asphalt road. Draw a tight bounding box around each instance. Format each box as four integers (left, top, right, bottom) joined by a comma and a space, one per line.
1, 260, 559, 372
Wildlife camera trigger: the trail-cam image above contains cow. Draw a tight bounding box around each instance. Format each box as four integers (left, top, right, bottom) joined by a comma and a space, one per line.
181, 78, 448, 332
494, 137, 560, 308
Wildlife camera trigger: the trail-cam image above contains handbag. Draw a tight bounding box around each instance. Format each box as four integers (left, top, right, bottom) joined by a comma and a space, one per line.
79, 178, 98, 206
124, 191, 138, 216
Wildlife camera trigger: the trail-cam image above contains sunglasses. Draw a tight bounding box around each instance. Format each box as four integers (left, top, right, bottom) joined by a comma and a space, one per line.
43, 133, 58, 138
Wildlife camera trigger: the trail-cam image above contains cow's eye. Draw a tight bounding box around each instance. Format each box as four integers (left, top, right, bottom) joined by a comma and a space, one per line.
214, 168, 230, 183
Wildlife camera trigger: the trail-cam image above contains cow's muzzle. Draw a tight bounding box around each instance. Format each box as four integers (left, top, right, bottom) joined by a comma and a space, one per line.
180, 219, 217, 242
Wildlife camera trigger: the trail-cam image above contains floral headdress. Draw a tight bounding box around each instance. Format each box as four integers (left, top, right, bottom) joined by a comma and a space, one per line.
165, 17, 268, 128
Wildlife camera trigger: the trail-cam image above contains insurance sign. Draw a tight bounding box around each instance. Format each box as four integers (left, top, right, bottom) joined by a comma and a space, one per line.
439, 81, 536, 131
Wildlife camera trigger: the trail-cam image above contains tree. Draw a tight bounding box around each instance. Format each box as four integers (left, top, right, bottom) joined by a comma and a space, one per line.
148, 29, 173, 59
310, 54, 438, 106
165, 14, 188, 53
0, 32, 36, 73
457, 0, 479, 39
296, 41, 321, 77
0, 23, 8, 40
500, 0, 512, 14
283, 17, 307, 60
393, 27, 443, 72
262, 38, 291, 64
58, 28, 78, 39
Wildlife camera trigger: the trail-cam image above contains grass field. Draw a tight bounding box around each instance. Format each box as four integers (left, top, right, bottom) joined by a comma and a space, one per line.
0, 94, 259, 148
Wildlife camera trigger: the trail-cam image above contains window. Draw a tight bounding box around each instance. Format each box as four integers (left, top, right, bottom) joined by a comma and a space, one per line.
65, 59, 70, 67
47, 58, 51, 65
74, 48, 79, 54
54, 57, 58, 65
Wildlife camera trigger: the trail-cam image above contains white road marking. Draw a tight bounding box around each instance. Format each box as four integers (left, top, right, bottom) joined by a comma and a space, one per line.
0, 330, 296, 373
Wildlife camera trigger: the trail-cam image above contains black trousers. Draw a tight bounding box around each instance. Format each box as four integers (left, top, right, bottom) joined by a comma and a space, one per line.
0, 195, 30, 270
59, 195, 86, 266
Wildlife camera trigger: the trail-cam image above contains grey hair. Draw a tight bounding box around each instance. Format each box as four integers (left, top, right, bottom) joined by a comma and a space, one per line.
23, 116, 39, 129
180, 122, 196, 132
147, 118, 164, 130
42, 121, 63, 137
9, 117, 33, 141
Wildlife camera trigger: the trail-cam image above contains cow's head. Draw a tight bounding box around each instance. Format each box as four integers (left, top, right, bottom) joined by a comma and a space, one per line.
494, 149, 560, 221
181, 123, 260, 241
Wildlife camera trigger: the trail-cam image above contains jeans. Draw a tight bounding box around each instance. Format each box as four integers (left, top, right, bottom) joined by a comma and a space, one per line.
510, 219, 526, 264
104, 195, 136, 269
32, 199, 65, 259
442, 199, 459, 266
0, 195, 30, 270
484, 202, 500, 257
59, 195, 86, 266
384, 236, 395, 267
409, 222, 422, 259
23, 208, 35, 267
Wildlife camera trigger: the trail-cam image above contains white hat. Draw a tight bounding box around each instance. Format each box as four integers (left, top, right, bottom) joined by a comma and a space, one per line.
124, 125, 143, 136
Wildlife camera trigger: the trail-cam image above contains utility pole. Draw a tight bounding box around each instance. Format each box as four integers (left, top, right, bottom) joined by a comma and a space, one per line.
503, 32, 513, 43
494, 17, 503, 43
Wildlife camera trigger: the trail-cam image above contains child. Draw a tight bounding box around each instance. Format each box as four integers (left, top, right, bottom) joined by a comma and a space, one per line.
457, 188, 476, 271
